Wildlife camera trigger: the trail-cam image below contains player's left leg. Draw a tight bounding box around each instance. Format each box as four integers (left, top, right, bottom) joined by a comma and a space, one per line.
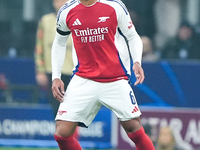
98, 79, 155, 150
120, 117, 155, 150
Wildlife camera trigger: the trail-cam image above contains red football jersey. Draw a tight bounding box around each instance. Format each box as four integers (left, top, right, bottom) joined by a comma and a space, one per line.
52, 0, 142, 82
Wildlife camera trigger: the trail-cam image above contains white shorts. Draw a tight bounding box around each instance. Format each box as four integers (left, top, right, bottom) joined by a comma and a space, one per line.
55, 75, 141, 127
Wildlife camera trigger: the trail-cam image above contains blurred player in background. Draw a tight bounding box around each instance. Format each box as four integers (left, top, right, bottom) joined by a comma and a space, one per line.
34, 0, 73, 116
141, 36, 159, 62
51, 0, 155, 150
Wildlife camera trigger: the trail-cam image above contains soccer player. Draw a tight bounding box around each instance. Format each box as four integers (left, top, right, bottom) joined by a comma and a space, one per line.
51, 0, 155, 149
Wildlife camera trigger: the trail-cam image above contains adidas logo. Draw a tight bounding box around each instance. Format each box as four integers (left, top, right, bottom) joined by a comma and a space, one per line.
73, 18, 82, 26
132, 106, 139, 113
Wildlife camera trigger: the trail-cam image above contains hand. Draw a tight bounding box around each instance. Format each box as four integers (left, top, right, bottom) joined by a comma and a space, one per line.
52, 78, 65, 102
132, 62, 145, 86
36, 73, 48, 88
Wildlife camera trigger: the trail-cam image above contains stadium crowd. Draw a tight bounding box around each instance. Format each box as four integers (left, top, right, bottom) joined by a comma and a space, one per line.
0, 0, 200, 61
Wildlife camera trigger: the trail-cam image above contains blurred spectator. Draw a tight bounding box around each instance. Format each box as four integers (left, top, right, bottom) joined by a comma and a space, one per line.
141, 36, 159, 62
34, 0, 73, 115
155, 126, 182, 150
161, 21, 200, 60
154, 0, 181, 50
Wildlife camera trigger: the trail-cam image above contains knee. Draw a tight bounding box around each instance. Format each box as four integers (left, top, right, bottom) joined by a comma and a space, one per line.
55, 121, 77, 137
126, 123, 142, 134
55, 127, 66, 137
120, 117, 142, 134
54, 133, 73, 144
55, 124, 71, 137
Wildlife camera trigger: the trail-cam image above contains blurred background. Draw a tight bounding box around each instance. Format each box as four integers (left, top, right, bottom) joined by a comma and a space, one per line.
0, 0, 200, 150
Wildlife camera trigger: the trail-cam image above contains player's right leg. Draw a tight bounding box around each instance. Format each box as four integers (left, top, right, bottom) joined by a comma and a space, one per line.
54, 75, 102, 150
54, 120, 82, 150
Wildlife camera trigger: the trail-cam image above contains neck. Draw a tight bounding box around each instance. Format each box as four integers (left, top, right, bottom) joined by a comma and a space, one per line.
80, 0, 97, 6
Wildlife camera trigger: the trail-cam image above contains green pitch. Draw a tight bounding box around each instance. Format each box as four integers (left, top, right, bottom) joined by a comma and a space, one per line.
0, 148, 116, 150
0, 148, 58, 150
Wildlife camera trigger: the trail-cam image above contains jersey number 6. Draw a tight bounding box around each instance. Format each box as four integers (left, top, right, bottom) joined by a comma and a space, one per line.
129, 91, 136, 105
